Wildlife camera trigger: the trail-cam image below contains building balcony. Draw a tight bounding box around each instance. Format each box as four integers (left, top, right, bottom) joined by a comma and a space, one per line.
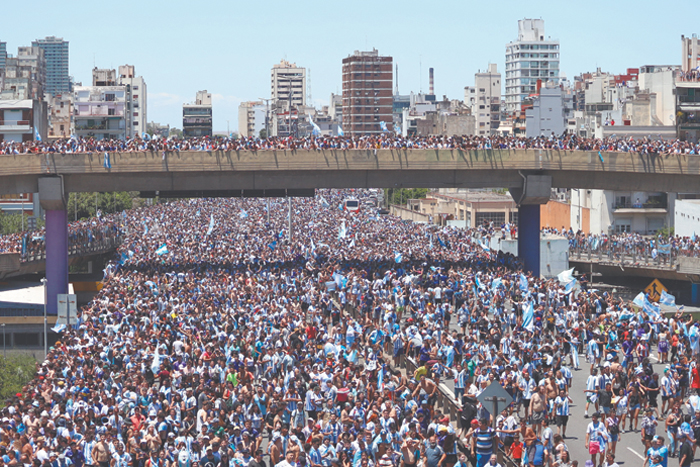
613, 200, 667, 213
0, 121, 32, 132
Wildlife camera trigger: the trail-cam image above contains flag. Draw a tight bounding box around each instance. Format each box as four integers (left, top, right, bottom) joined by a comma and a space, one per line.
693, 232, 697, 242
438, 237, 446, 248
311, 239, 316, 255
239, 210, 248, 218
519, 274, 529, 293
103, 152, 111, 169
268, 241, 277, 250
349, 238, 355, 248
34, 127, 42, 142
598, 151, 604, 163
660, 290, 676, 307
308, 114, 321, 136
155, 244, 168, 256
658, 243, 671, 255
633, 292, 646, 308
337, 125, 344, 137
429, 235, 434, 249
395, 123, 402, 135
491, 278, 503, 292
557, 267, 575, 285
394, 251, 402, 263
475, 276, 485, 290
339, 221, 347, 239
206, 213, 215, 236
319, 196, 330, 208
523, 301, 534, 332
143, 222, 149, 235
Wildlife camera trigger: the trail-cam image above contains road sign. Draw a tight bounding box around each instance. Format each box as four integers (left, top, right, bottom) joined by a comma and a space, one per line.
477, 381, 514, 427
645, 279, 667, 303
56, 294, 77, 327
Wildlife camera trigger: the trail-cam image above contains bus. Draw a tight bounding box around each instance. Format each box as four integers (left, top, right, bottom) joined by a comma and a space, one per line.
343, 198, 360, 213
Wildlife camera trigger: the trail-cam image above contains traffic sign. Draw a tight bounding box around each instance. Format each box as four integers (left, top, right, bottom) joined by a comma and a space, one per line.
644, 279, 667, 303
477, 381, 514, 427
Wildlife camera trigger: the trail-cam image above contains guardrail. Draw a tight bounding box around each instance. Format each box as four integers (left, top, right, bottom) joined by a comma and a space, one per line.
569, 243, 678, 269
19, 235, 122, 263
339, 299, 518, 467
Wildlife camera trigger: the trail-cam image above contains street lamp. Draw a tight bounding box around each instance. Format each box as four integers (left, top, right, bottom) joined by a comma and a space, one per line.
40, 277, 47, 360
1, 323, 5, 358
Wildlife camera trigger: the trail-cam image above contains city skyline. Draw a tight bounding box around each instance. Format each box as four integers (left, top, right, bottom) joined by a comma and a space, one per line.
0, 0, 696, 132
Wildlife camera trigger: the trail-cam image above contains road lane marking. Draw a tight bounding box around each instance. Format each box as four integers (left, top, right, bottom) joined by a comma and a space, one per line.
627, 447, 645, 460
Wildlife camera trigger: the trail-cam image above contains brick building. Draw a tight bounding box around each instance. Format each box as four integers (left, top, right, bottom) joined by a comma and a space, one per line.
342, 49, 393, 135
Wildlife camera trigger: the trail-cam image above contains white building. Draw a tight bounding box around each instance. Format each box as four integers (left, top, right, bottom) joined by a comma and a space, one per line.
183, 90, 212, 138
637, 65, 677, 126
525, 84, 572, 137
237, 101, 267, 137
118, 65, 147, 138
271, 60, 306, 108
505, 19, 560, 115
73, 85, 126, 140
682, 34, 700, 73
464, 63, 501, 135
675, 199, 700, 237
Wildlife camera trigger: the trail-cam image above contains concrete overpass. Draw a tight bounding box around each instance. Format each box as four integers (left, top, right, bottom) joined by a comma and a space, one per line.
1, 149, 700, 194
2, 148, 700, 314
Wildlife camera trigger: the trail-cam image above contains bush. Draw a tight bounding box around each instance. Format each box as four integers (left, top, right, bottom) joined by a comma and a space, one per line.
0, 355, 37, 404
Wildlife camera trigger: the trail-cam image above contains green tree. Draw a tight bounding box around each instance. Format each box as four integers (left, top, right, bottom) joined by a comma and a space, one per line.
0, 212, 45, 235
384, 188, 429, 206
0, 354, 36, 404
259, 129, 267, 139
67, 192, 138, 221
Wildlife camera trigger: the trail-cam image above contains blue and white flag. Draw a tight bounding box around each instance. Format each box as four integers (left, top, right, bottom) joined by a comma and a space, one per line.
519, 274, 529, 293
337, 125, 344, 137
693, 232, 697, 242
481, 241, 490, 251
103, 152, 112, 169
394, 251, 402, 263
429, 235, 434, 249
438, 236, 446, 248
268, 241, 277, 250
523, 301, 535, 332
633, 292, 646, 308
155, 244, 168, 256
660, 290, 676, 307
557, 267, 575, 285
475, 276, 485, 290
319, 196, 330, 208
379, 121, 388, 132
35, 127, 42, 142
143, 222, 149, 235
308, 114, 321, 136
491, 278, 503, 292
338, 221, 347, 239
657, 243, 671, 255
239, 210, 248, 219
311, 239, 316, 254
206, 213, 215, 236
349, 238, 355, 248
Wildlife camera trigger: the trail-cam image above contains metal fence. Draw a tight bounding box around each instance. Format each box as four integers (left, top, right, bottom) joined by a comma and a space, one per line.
20, 235, 122, 263
569, 242, 678, 269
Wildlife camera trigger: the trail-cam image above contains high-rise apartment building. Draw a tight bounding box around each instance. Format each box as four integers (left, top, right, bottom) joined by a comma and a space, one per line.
0, 41, 6, 71
118, 65, 147, 138
464, 64, 501, 135
31, 36, 69, 97
183, 91, 212, 137
505, 19, 560, 115
342, 49, 393, 135
238, 101, 267, 138
271, 60, 306, 108
682, 34, 700, 73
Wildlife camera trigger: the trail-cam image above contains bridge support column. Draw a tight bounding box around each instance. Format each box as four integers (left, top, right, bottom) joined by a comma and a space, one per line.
39, 178, 68, 316
509, 175, 552, 276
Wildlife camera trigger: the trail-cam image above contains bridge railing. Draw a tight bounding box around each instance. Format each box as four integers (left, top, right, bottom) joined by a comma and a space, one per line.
19, 234, 122, 264
569, 243, 678, 269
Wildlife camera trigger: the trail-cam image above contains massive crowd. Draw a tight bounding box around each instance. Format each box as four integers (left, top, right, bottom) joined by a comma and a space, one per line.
0, 190, 699, 467
2, 133, 700, 156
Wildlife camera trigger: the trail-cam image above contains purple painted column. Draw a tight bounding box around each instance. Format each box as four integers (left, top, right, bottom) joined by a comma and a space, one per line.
45, 209, 68, 316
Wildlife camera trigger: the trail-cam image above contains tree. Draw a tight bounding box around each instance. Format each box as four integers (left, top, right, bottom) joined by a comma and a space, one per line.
0, 354, 36, 404
259, 129, 267, 139
384, 188, 429, 206
67, 192, 138, 221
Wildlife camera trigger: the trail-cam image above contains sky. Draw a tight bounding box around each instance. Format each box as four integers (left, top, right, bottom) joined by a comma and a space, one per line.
2, 0, 696, 133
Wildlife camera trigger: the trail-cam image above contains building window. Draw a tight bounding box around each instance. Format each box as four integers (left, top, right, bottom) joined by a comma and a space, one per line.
133, 95, 138, 99
105, 94, 115, 102
133, 112, 139, 117
133, 121, 138, 126
133, 86, 139, 90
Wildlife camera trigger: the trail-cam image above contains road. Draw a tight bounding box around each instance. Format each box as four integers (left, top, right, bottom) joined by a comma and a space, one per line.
434, 354, 661, 466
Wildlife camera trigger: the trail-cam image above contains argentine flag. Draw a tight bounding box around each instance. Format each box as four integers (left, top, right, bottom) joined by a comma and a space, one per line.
394, 251, 402, 263
522, 301, 535, 332
155, 244, 168, 256
337, 125, 344, 137
660, 290, 676, 307
519, 274, 529, 293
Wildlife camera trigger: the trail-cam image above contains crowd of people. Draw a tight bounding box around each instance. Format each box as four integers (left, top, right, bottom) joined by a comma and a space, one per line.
2, 133, 700, 156
1, 190, 699, 467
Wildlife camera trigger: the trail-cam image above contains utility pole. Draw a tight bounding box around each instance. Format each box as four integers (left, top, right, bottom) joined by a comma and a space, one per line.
41, 278, 47, 360
288, 197, 292, 241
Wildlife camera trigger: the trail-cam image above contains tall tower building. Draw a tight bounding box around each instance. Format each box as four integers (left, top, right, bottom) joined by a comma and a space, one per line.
183, 90, 212, 137
0, 41, 6, 71
31, 36, 69, 96
118, 65, 147, 138
505, 19, 560, 115
271, 60, 306, 108
342, 49, 393, 135
682, 34, 700, 73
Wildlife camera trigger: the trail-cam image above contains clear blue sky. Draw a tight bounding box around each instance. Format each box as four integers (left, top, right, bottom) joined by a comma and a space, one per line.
2, 0, 695, 132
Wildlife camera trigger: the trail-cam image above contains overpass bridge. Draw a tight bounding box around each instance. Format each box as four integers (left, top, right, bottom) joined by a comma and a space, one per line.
2, 148, 700, 314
